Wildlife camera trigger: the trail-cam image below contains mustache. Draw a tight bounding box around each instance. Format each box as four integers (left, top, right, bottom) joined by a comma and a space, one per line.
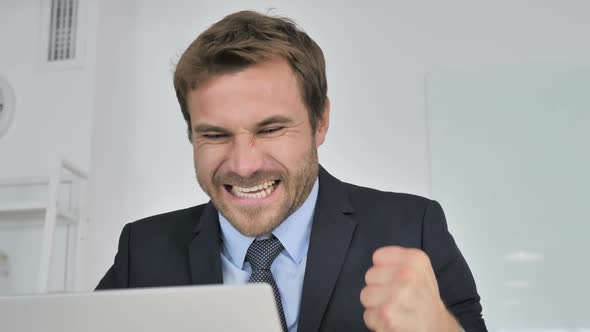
215, 170, 284, 187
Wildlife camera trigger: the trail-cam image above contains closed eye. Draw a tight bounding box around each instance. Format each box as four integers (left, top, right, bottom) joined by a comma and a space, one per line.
258, 127, 285, 135
201, 133, 230, 139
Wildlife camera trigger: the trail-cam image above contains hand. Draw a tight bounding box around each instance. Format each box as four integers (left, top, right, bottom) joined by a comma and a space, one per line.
360, 246, 461, 332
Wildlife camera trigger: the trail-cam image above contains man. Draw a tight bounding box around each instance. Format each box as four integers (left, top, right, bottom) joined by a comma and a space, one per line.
97, 10, 486, 332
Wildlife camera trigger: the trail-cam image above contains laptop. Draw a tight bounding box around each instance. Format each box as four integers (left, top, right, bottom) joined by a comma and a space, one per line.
0, 284, 283, 332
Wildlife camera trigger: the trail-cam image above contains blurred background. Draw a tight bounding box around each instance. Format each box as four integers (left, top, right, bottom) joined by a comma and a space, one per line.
0, 0, 588, 330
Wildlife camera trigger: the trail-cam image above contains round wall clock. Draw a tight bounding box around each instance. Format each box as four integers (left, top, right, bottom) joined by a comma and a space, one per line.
0, 76, 16, 139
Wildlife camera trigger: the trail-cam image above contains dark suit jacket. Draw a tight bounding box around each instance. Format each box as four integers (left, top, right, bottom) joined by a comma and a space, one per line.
96, 166, 486, 331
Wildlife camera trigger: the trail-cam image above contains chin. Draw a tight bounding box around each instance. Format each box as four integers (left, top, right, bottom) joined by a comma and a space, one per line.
226, 211, 284, 237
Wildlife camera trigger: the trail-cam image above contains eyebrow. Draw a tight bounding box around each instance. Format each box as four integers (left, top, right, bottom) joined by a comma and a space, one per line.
256, 115, 294, 127
193, 115, 295, 133
193, 124, 228, 133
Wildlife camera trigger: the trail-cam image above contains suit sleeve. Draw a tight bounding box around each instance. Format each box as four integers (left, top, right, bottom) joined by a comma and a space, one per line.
95, 223, 131, 290
421, 200, 487, 332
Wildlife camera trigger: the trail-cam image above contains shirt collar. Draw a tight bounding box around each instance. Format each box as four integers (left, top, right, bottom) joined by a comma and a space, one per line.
218, 178, 319, 269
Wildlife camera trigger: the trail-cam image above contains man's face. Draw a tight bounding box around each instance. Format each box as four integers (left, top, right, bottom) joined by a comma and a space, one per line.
187, 59, 329, 237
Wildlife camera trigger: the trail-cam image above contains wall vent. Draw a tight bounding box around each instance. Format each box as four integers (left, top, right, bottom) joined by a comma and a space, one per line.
47, 0, 79, 62
40, 0, 87, 70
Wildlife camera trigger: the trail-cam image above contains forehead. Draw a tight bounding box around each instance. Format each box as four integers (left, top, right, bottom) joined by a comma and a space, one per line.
187, 59, 307, 127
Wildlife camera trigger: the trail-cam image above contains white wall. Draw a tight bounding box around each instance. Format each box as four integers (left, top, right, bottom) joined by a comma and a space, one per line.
0, 0, 98, 177
0, 0, 98, 294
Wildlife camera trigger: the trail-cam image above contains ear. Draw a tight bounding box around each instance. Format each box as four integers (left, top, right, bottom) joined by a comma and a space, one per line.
314, 98, 330, 148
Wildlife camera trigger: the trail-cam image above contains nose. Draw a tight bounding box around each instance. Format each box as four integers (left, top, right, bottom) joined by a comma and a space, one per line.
226, 134, 264, 178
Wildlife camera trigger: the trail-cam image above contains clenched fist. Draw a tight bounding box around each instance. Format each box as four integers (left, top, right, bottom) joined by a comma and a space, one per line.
360, 246, 462, 332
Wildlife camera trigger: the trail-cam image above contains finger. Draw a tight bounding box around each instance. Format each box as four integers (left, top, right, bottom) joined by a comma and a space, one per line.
360, 285, 390, 309
365, 266, 396, 286
363, 308, 387, 331
373, 247, 431, 273
372, 246, 411, 266
362, 279, 417, 310
390, 280, 418, 312
364, 304, 415, 332
367, 262, 437, 300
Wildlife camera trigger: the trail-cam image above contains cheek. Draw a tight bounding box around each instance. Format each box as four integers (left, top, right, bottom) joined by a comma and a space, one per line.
259, 135, 312, 167
193, 144, 227, 178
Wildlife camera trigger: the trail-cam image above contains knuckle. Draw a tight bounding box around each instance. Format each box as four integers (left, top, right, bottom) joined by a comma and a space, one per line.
363, 310, 375, 328
359, 287, 369, 305
362, 311, 368, 326
384, 318, 398, 331
374, 245, 401, 259
378, 304, 398, 331
372, 247, 386, 262
378, 305, 391, 322
409, 248, 430, 264
397, 266, 415, 282
364, 267, 375, 284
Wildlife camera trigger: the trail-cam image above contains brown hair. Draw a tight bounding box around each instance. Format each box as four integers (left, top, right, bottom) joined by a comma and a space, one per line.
173, 10, 328, 141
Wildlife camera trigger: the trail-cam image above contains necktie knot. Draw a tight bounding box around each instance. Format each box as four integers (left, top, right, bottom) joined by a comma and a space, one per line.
246, 236, 284, 271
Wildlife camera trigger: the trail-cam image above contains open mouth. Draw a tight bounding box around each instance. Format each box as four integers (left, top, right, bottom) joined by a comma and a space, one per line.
224, 180, 281, 199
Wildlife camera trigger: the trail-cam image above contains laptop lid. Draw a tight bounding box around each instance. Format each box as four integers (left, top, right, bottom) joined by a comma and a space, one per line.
0, 284, 283, 332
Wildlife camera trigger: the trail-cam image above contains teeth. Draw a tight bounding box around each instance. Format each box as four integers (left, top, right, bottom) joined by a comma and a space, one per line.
231, 180, 277, 198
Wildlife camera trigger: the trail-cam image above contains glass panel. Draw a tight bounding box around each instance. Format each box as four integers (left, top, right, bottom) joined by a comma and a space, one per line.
426, 61, 590, 331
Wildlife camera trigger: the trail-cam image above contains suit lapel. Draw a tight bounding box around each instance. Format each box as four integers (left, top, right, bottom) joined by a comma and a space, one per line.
298, 167, 357, 332
188, 202, 224, 285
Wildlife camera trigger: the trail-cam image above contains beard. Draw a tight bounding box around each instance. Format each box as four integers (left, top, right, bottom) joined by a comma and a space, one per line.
196, 143, 319, 237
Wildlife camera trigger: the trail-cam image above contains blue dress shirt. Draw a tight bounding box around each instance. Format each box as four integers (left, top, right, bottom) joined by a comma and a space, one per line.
219, 179, 319, 332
